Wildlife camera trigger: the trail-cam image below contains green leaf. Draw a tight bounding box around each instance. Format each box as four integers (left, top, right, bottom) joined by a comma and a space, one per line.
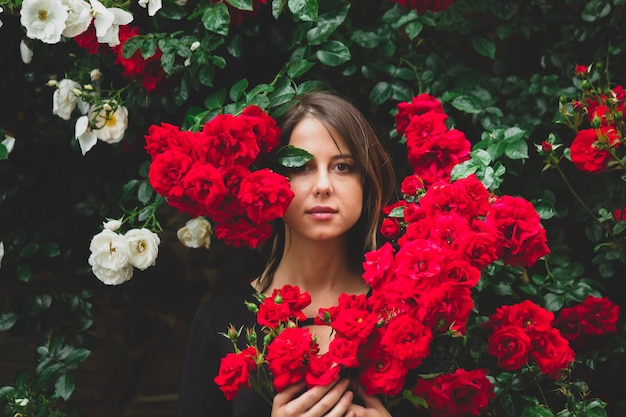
42, 242, 61, 257
17, 264, 31, 282
473, 35, 496, 59
288, 0, 318, 22
230, 79, 249, 102
0, 313, 18, 331
272, 0, 286, 19
226, 0, 253, 10
141, 37, 158, 59
276, 145, 313, 168
288, 60, 315, 78
369, 81, 393, 106
137, 181, 153, 204
543, 293, 564, 311
19, 242, 39, 259
0, 144, 8, 160
55, 374, 74, 401
405, 21, 423, 40
451, 95, 482, 114
64, 348, 91, 366
204, 89, 227, 110
202, 3, 230, 36
316, 40, 351, 67
24, 294, 52, 316
268, 84, 296, 107
122, 36, 143, 59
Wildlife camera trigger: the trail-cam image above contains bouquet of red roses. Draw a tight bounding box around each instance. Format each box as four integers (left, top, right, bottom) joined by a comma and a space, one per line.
214, 93, 622, 416
144, 105, 295, 248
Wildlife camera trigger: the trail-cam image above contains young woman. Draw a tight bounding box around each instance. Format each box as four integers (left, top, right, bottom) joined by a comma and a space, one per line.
177, 91, 396, 417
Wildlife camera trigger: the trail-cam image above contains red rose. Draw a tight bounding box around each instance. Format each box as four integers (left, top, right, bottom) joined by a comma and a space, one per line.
487, 325, 532, 370
183, 162, 228, 213
380, 313, 432, 367
214, 346, 258, 400
484, 300, 554, 336
328, 337, 360, 368
305, 353, 341, 388
458, 220, 500, 269
256, 296, 292, 328
454, 174, 491, 218
414, 368, 494, 417
198, 113, 260, 168
419, 181, 473, 219
404, 111, 448, 155
578, 296, 620, 335
362, 242, 396, 290
382, 199, 407, 215
380, 218, 401, 239
266, 327, 318, 392
241, 105, 281, 156
485, 195, 550, 267
237, 168, 294, 224
574, 64, 588, 78
440, 259, 481, 287
395, 93, 446, 136
554, 305, 583, 342
615, 205, 626, 221
394, 238, 443, 292
426, 213, 471, 250
530, 328, 575, 379
148, 149, 199, 215
214, 217, 273, 248
400, 174, 425, 196
417, 283, 474, 334
328, 294, 378, 343
358, 332, 409, 396
409, 128, 471, 185
144, 123, 195, 159
570, 127, 620, 174
207, 165, 250, 223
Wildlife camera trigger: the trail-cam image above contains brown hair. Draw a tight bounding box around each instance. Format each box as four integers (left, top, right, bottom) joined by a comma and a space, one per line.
257, 91, 395, 291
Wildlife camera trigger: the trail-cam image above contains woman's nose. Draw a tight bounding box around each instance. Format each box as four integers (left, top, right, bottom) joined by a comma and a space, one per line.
312, 171, 332, 196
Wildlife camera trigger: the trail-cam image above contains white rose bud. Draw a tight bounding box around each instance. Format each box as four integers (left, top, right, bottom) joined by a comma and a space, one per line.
103, 218, 123, 231
2, 136, 15, 155
177, 217, 212, 249
90, 69, 103, 81
0, 241, 4, 269
20, 39, 34, 64
190, 41, 200, 51
125, 228, 160, 270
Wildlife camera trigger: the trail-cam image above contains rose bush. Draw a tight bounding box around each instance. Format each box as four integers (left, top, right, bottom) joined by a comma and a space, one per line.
0, 0, 625, 416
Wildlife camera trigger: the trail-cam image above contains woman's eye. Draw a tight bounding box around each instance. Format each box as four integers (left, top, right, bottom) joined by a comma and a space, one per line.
335, 162, 352, 172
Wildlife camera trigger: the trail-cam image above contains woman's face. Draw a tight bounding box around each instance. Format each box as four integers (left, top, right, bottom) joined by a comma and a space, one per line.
282, 116, 364, 245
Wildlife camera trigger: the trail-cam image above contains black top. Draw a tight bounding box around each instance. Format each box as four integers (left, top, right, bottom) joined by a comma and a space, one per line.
177, 282, 271, 417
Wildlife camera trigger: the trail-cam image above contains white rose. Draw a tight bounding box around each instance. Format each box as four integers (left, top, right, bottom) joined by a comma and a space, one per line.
177, 217, 212, 249
61, 0, 92, 38
52, 79, 82, 120
90, 0, 133, 47
138, 0, 162, 16
88, 228, 131, 271
125, 228, 160, 270
20, 0, 68, 44
91, 262, 134, 285
89, 101, 128, 143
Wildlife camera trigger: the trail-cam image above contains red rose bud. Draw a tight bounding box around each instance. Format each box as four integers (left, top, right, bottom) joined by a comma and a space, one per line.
572, 100, 584, 111
541, 141, 553, 153
574, 65, 588, 78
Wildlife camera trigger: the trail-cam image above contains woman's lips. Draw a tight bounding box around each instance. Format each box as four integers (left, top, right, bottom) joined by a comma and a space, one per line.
307, 206, 337, 220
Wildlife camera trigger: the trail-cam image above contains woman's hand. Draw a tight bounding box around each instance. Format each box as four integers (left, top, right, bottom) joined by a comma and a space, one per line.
344, 384, 392, 417
271, 379, 354, 417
